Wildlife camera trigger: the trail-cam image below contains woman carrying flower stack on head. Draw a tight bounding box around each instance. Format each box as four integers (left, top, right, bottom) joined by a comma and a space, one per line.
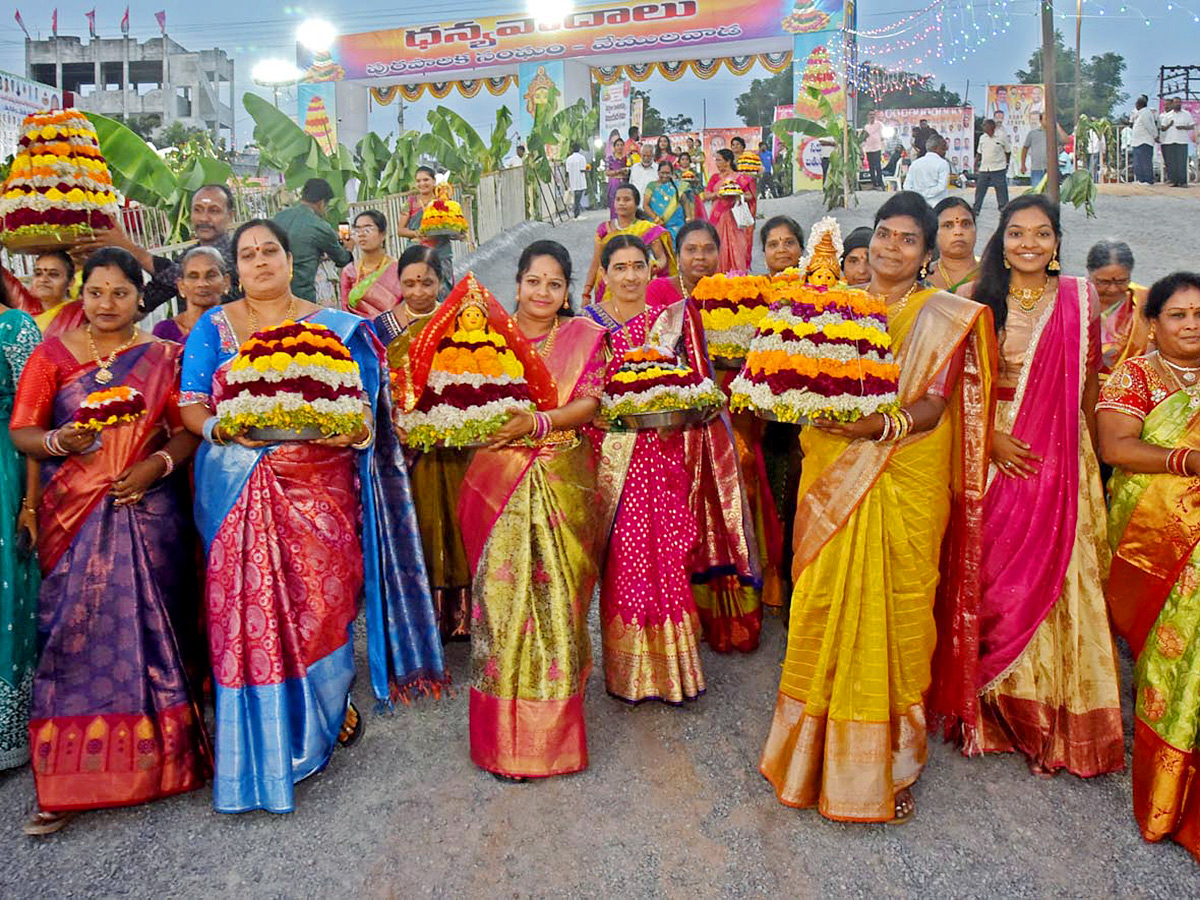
341, 210, 400, 319
179, 219, 445, 815
1098, 271, 1200, 864
644, 161, 692, 246
152, 246, 230, 344
702, 149, 755, 272
455, 242, 607, 780
582, 184, 674, 306
644, 220, 763, 650
11, 247, 209, 836
397, 166, 455, 296
0, 276, 41, 777
760, 192, 996, 824
381, 245, 472, 640
961, 194, 1123, 779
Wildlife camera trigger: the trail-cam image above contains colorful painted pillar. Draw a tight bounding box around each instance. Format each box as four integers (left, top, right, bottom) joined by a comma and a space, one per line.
787, 0, 852, 192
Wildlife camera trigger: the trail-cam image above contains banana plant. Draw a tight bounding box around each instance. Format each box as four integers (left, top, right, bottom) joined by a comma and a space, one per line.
85, 111, 233, 241
772, 87, 862, 211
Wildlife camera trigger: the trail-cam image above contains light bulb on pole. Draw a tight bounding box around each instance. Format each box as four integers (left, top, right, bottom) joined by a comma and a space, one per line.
252, 58, 304, 109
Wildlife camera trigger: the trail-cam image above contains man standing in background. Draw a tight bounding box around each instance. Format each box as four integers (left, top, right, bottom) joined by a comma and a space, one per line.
973, 119, 1010, 215
1161, 99, 1195, 187
629, 143, 658, 197
862, 110, 884, 189
904, 134, 951, 205
565, 143, 589, 217
1131, 95, 1159, 184
272, 178, 354, 302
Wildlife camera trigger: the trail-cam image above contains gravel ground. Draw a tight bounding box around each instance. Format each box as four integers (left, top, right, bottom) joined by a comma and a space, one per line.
3, 187, 1199, 898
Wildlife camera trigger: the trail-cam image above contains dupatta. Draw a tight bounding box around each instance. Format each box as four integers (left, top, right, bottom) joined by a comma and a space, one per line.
1107, 389, 1200, 656
976, 276, 1088, 689
458, 316, 606, 573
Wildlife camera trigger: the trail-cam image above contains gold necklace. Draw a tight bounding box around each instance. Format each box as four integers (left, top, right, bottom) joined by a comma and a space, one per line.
885, 281, 920, 319
246, 294, 298, 336
677, 274, 694, 300
534, 317, 560, 358
1158, 353, 1200, 409
1007, 278, 1048, 312
400, 300, 435, 322
88, 324, 139, 384
357, 254, 392, 283
937, 257, 977, 288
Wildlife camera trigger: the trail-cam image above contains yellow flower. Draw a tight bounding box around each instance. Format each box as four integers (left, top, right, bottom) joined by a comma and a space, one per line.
270, 351, 293, 371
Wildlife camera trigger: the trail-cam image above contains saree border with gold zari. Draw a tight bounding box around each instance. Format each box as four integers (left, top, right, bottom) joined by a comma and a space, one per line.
760, 288, 995, 821
1105, 368, 1200, 861
459, 316, 606, 777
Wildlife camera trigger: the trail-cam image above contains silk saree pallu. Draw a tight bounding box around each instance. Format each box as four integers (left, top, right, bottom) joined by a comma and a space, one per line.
647, 182, 688, 244
459, 317, 605, 777
760, 290, 994, 821
16, 340, 209, 811
587, 301, 706, 705
185, 307, 446, 813
1104, 358, 1200, 861
973, 276, 1123, 775
342, 260, 401, 318
388, 318, 473, 640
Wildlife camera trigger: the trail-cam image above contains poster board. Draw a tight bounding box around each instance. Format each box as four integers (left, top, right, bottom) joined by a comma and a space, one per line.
790, 0, 847, 192
876, 106, 975, 175
0, 70, 62, 160
987, 84, 1044, 175
600, 80, 631, 148
701, 127, 764, 183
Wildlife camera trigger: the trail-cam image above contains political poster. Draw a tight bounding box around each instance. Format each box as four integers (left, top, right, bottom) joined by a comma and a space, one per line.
987, 84, 1044, 175
876, 106, 975, 176
0, 70, 62, 160
600, 80, 632, 149
701, 126, 763, 183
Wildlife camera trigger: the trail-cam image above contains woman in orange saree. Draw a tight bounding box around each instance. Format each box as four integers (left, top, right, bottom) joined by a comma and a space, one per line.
761, 192, 995, 823
966, 195, 1123, 778
1098, 272, 1200, 865
11, 248, 208, 835
456, 243, 606, 779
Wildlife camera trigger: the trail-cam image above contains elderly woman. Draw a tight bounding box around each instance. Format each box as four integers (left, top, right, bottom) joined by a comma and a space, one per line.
840, 227, 873, 287
1091, 239, 1152, 377
152, 246, 230, 343
1098, 271, 1200, 864
180, 219, 445, 814
928, 198, 979, 294
12, 247, 207, 834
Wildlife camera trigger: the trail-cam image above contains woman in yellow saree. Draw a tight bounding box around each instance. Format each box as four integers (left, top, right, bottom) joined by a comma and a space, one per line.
1099, 271, 1200, 864
760, 192, 996, 823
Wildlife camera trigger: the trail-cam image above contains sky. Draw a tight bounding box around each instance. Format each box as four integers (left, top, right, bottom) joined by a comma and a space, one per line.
0, 1, 1196, 146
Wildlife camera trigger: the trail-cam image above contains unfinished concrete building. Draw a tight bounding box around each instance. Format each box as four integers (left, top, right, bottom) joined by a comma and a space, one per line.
25, 35, 234, 144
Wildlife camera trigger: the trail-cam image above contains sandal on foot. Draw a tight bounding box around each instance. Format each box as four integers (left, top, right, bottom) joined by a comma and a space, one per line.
23, 809, 75, 836
337, 702, 364, 748
490, 771, 528, 784
889, 788, 915, 825
1028, 760, 1058, 780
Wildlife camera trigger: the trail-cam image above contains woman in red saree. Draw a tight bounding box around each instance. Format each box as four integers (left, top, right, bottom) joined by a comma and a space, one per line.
702, 149, 754, 273
457, 243, 606, 779
647, 221, 763, 649
1098, 271, 1200, 864
963, 194, 1123, 776
11, 248, 208, 835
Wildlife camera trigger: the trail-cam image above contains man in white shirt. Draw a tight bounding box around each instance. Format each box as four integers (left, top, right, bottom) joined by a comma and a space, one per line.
904, 134, 951, 204
1161, 98, 1195, 187
972, 119, 1010, 215
1130, 95, 1159, 184
565, 143, 589, 217
629, 142, 657, 198
861, 110, 884, 189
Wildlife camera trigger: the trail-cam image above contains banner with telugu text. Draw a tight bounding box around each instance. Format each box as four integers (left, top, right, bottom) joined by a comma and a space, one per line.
298, 1, 799, 82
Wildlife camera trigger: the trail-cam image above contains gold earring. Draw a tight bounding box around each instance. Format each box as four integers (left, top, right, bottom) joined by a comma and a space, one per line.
1047, 250, 1060, 273
918, 262, 928, 280
562, 295, 570, 310
1003, 256, 1012, 270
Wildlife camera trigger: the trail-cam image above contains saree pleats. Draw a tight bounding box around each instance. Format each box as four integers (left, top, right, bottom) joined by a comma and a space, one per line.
760, 416, 951, 820
468, 440, 598, 777
206, 443, 362, 813
409, 447, 472, 639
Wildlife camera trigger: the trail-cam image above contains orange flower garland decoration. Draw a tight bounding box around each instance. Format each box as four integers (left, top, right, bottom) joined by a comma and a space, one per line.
74, 385, 146, 431
729, 217, 901, 422
394, 272, 556, 449
692, 273, 773, 360
1, 109, 120, 250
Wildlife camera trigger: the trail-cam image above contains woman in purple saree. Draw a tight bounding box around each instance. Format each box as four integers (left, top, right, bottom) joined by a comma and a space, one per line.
12, 248, 208, 835
961, 195, 1123, 777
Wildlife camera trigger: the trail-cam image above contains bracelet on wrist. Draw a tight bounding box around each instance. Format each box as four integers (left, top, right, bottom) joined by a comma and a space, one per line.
350, 422, 374, 451
153, 449, 175, 479
202, 416, 227, 446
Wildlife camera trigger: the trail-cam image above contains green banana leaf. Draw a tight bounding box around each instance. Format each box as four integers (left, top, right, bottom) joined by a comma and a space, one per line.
84, 111, 180, 208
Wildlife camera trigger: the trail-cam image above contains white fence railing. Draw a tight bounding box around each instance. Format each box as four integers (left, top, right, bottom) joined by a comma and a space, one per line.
475, 166, 528, 247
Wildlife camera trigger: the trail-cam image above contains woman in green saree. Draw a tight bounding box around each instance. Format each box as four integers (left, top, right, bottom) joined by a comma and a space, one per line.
1099, 270, 1200, 864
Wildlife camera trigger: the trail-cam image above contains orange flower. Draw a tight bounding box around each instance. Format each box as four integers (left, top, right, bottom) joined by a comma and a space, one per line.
748, 349, 899, 382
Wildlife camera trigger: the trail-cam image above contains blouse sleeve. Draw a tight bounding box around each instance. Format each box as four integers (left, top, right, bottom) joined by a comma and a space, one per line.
1, 311, 41, 388
9, 344, 60, 430
1097, 358, 1154, 420
179, 310, 221, 405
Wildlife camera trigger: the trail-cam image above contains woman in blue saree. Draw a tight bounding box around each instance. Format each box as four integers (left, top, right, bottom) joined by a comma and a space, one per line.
644, 160, 691, 245
180, 219, 446, 814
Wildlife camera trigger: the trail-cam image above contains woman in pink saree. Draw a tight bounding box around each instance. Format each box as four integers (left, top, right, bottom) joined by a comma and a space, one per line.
961, 194, 1123, 776
456, 242, 606, 779
702, 149, 754, 273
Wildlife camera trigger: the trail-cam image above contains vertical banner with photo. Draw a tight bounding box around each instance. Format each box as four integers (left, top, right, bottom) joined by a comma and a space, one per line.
877, 107, 975, 176
0, 70, 62, 160
298, 82, 338, 155
773, 103, 795, 162
599, 80, 632, 151
987, 84, 1044, 175
518, 60, 565, 142
789, 0, 848, 192
700, 127, 764, 183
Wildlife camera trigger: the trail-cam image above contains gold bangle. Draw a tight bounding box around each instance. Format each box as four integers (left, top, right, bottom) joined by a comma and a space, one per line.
350, 423, 374, 451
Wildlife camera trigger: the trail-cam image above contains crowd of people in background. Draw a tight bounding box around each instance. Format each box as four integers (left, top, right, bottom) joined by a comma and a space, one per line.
0, 112, 1196, 867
